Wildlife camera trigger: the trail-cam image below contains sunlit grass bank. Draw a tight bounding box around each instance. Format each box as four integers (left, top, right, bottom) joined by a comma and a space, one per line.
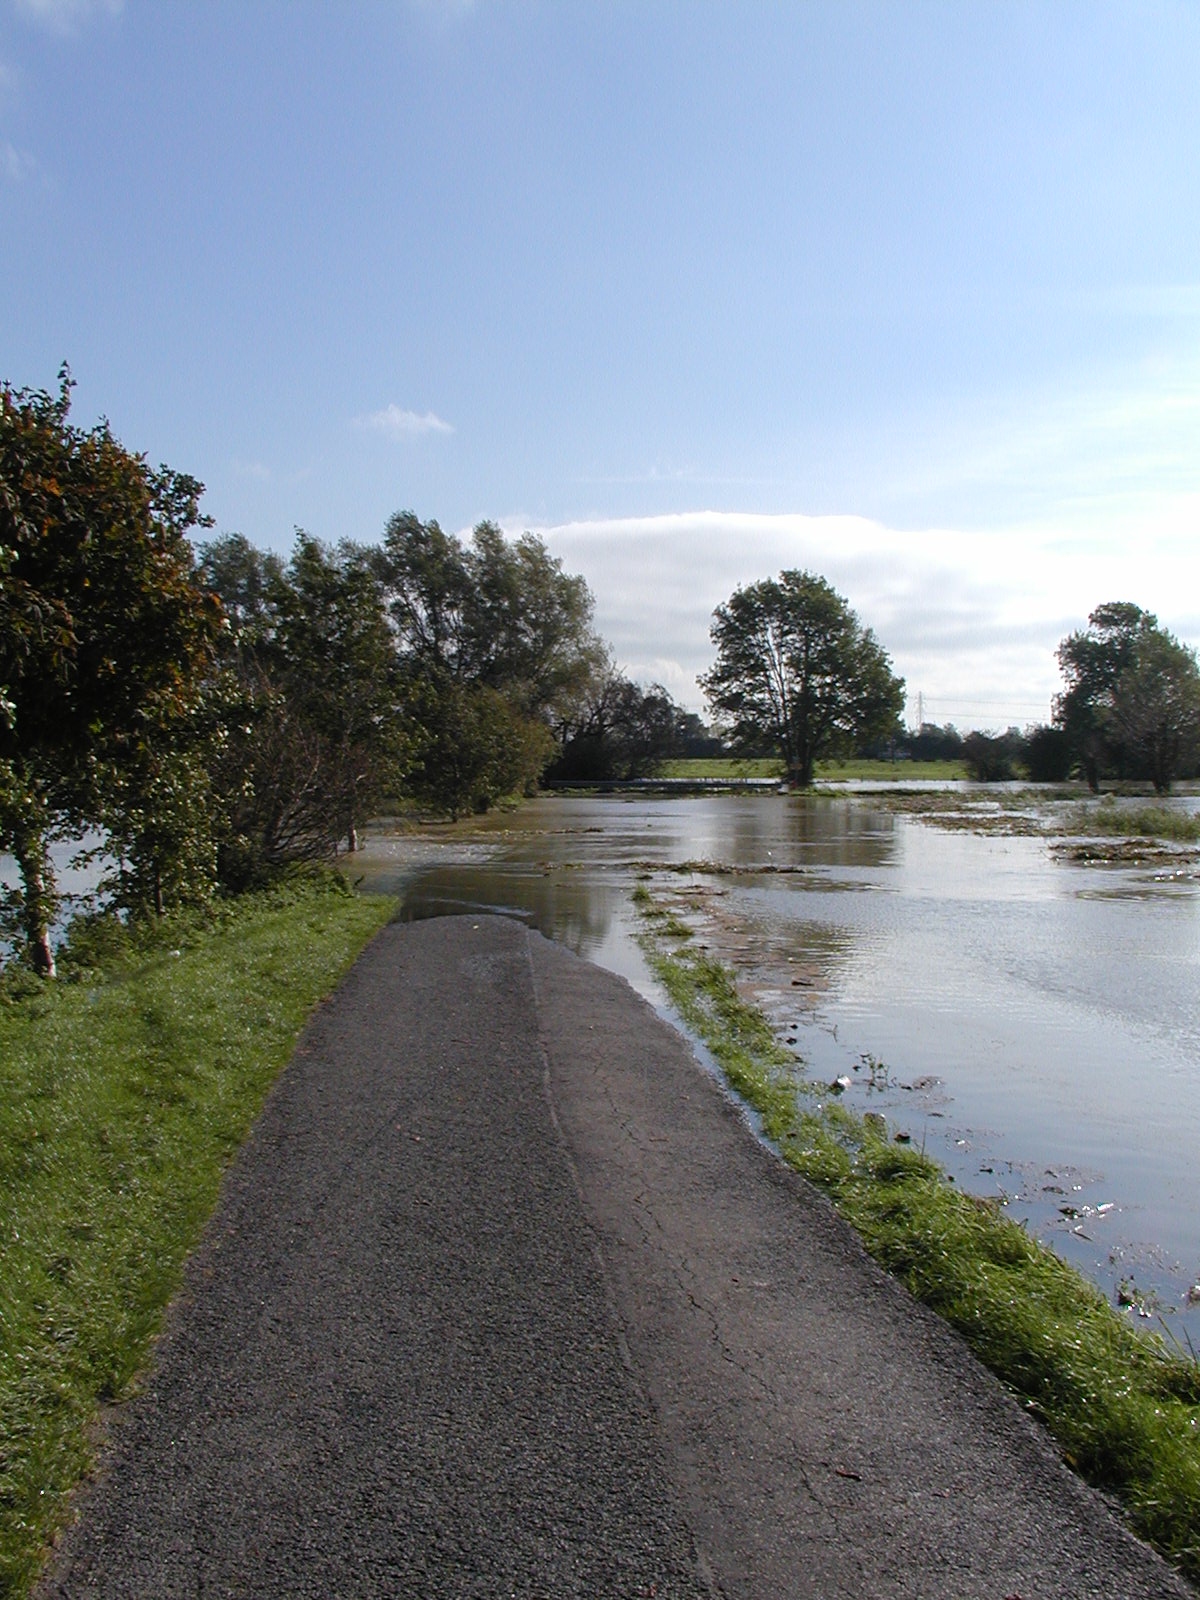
633, 884, 1200, 1582
0, 878, 395, 1599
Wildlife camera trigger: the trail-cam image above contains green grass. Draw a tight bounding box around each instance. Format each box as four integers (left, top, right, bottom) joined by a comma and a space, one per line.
0, 877, 396, 1598
634, 888, 1200, 1582
659, 757, 969, 781
659, 757, 785, 779
1070, 800, 1200, 842
814, 757, 969, 781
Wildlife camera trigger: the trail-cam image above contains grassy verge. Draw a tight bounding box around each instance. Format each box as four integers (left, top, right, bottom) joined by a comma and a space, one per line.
0, 876, 396, 1598
633, 885, 1200, 1582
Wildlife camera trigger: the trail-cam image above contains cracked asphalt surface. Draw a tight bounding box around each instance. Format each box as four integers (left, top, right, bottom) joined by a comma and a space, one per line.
40, 914, 1192, 1598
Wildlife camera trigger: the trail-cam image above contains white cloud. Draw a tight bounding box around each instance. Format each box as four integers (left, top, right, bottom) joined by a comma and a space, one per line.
232, 458, 271, 482
511, 508, 1200, 731
11, 0, 122, 35
0, 139, 36, 182
356, 403, 454, 439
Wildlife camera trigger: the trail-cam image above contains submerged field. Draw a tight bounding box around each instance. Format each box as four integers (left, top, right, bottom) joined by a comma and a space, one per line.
632, 886, 1200, 1581
0, 879, 395, 1598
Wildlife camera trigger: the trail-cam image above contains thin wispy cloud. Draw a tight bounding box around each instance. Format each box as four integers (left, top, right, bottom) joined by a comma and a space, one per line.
1, 140, 37, 182
356, 403, 454, 439
11, 0, 122, 35
879, 333, 1200, 530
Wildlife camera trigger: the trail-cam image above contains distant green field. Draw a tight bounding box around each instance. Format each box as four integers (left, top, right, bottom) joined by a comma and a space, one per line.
659, 757, 968, 782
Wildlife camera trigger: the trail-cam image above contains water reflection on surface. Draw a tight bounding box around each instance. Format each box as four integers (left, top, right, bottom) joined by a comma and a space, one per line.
358, 793, 1200, 1337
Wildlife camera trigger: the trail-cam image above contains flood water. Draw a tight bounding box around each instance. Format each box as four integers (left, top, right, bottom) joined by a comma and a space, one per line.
363, 792, 1200, 1341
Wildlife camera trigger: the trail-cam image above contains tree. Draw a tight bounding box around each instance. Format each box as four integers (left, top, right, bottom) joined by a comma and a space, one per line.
1054, 603, 1200, 792
906, 722, 964, 763
1109, 629, 1200, 794
401, 679, 554, 819
701, 571, 905, 788
461, 521, 605, 723
276, 533, 404, 853
374, 512, 606, 812
1054, 602, 1147, 790
549, 670, 687, 781
375, 512, 606, 721
962, 728, 1024, 783
199, 532, 407, 886
1023, 723, 1072, 783
1, 369, 220, 971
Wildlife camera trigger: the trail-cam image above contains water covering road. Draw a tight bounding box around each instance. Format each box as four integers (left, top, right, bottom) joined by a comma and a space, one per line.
357, 790, 1200, 1344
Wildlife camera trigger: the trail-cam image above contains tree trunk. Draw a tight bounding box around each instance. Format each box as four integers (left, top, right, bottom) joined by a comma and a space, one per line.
347, 822, 359, 854
13, 829, 57, 978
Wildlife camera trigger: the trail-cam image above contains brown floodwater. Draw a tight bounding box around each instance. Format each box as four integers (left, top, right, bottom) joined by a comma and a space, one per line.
362, 790, 1200, 1340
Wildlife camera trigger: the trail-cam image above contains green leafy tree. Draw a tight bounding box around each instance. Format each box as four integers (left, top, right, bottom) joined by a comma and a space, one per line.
962, 728, 1023, 783
375, 512, 605, 812
402, 679, 554, 819
462, 521, 606, 721
701, 571, 905, 788
550, 669, 686, 781
1023, 723, 1073, 783
278, 533, 405, 852
1054, 603, 1200, 792
0, 369, 220, 971
1054, 602, 1147, 791
1109, 628, 1200, 794
199, 532, 407, 885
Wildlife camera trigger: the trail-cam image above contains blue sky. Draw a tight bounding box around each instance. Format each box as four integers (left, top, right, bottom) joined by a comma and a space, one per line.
3, 1, 1199, 724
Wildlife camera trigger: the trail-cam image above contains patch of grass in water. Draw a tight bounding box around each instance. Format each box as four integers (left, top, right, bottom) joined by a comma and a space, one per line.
634, 888, 1200, 1583
0, 875, 396, 1598
1070, 801, 1200, 843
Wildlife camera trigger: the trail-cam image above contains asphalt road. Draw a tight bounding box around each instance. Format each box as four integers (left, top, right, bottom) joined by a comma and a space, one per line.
39, 915, 1193, 1598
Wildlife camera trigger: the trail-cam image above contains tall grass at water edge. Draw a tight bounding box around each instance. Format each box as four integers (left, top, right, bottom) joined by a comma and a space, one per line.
1070, 801, 1200, 842
0, 877, 396, 1598
633, 884, 1200, 1583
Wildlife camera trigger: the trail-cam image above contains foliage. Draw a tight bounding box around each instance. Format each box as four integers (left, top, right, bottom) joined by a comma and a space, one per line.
1108, 627, 1200, 795
702, 570, 905, 788
634, 891, 1200, 1584
0, 369, 221, 969
0, 877, 396, 1597
549, 670, 688, 780
962, 727, 1023, 782
376, 512, 606, 725
1055, 602, 1200, 793
374, 511, 606, 811
1023, 723, 1073, 782
904, 721, 965, 763
200, 532, 409, 886
400, 676, 554, 818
